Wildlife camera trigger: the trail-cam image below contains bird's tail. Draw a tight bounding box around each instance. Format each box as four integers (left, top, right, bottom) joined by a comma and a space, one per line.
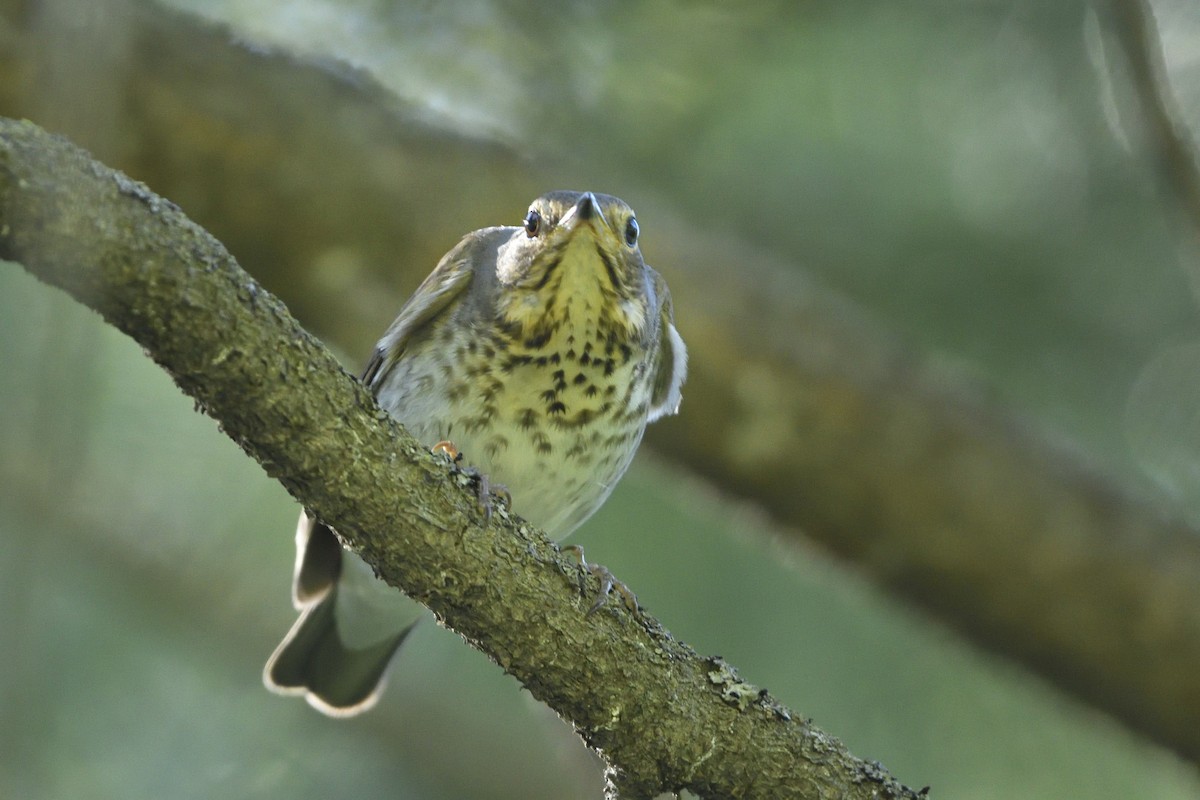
264, 586, 416, 716
264, 514, 421, 716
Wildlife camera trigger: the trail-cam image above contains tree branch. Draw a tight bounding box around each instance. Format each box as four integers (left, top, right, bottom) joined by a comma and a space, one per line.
3, 0, 1200, 764
1106, 0, 1200, 238
0, 117, 925, 798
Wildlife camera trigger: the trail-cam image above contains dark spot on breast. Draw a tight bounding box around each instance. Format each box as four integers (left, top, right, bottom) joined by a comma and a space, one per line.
497, 317, 523, 339
502, 354, 533, 372
548, 401, 566, 415
602, 430, 632, 448
516, 408, 538, 429
484, 437, 508, 459
573, 373, 587, 385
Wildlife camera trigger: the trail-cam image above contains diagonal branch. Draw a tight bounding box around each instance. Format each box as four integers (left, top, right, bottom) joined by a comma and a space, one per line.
5, 1, 1199, 762
0, 117, 925, 799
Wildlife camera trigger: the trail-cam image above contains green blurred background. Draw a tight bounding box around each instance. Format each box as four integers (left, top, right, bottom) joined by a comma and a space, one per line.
4, 0, 1200, 797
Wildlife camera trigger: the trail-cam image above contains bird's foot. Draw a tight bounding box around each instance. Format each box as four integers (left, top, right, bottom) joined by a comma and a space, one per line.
561, 544, 639, 616
431, 440, 510, 522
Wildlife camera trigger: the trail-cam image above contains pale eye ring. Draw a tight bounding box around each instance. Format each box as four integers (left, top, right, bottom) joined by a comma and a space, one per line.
524, 209, 542, 237
624, 217, 639, 247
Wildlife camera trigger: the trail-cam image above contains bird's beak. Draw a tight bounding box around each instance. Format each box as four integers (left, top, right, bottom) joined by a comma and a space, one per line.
560, 192, 607, 232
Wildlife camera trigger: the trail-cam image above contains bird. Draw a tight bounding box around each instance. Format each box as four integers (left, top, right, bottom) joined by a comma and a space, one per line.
264, 190, 687, 716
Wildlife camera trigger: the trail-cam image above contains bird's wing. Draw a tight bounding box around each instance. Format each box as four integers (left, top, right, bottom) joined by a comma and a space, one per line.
360, 231, 487, 389
646, 266, 688, 422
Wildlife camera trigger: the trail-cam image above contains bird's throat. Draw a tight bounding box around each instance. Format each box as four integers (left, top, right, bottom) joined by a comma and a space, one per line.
500, 237, 645, 351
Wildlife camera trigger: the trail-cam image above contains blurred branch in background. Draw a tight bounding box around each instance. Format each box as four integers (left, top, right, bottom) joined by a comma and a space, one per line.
1105, 0, 1200, 237
0, 116, 924, 800
3, 0, 1200, 786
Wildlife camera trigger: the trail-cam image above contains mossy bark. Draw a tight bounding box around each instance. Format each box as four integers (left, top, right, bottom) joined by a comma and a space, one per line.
0, 117, 923, 800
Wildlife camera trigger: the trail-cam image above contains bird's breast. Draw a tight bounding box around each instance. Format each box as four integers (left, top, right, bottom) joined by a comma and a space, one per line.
374, 308, 655, 539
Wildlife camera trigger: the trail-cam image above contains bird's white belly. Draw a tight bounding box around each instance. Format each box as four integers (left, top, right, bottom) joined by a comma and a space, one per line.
457, 412, 642, 538
377, 350, 651, 539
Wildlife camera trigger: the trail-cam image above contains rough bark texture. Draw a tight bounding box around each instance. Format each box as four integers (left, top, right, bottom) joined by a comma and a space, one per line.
2, 0, 1200, 767
0, 117, 926, 799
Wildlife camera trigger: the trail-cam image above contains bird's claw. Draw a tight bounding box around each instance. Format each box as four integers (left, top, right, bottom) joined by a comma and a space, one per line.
431, 440, 509, 522
561, 544, 638, 616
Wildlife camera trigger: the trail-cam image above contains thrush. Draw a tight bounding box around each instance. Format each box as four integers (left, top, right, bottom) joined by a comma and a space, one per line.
264, 190, 687, 716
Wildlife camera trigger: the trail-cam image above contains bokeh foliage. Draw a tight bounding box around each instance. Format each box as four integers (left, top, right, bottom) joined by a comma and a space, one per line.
3, 0, 1200, 797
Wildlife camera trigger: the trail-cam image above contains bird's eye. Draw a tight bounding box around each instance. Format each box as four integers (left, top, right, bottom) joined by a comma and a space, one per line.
624, 217, 639, 247
524, 209, 542, 237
